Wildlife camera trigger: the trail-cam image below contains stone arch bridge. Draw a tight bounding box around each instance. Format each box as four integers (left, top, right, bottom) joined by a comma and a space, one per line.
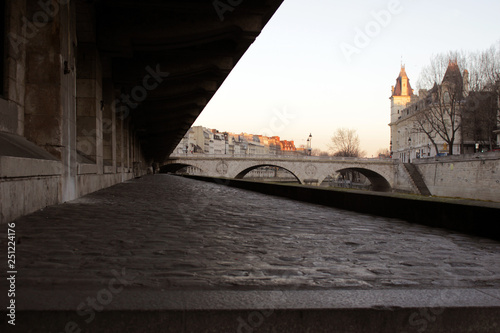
163, 155, 399, 192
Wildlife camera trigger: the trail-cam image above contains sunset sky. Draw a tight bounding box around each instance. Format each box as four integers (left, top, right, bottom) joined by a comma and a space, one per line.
193, 0, 500, 156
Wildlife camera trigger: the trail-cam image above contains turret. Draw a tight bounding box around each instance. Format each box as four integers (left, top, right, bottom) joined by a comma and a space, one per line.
390, 65, 414, 124
389, 65, 414, 158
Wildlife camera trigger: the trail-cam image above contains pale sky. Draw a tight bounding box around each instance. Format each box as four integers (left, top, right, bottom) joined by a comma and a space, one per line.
193, 0, 500, 157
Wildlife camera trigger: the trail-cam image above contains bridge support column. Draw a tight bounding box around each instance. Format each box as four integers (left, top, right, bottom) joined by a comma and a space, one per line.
76, 43, 103, 171
115, 89, 123, 174
123, 121, 131, 172
23, 0, 71, 160
102, 75, 116, 173
22, 0, 78, 202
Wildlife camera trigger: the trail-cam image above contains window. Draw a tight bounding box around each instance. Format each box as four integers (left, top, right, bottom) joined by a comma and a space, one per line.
0, 0, 5, 97
443, 91, 450, 103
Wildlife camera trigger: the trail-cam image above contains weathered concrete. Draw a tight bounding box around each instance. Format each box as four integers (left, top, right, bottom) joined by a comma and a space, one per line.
10, 290, 500, 333
0, 131, 61, 222
1, 175, 500, 332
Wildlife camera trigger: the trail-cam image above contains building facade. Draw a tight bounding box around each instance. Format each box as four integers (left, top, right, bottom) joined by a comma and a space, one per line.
389, 62, 499, 162
172, 127, 305, 156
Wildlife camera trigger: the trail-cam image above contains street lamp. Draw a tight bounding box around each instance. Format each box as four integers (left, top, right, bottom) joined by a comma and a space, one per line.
306, 133, 312, 156
427, 143, 431, 157
408, 137, 412, 163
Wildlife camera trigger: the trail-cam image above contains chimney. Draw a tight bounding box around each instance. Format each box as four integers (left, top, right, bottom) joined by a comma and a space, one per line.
463, 69, 469, 94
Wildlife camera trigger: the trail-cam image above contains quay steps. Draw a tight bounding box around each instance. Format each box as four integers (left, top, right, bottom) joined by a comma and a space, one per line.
403, 163, 432, 196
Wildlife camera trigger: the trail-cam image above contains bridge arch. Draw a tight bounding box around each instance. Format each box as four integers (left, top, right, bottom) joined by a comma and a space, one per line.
234, 164, 302, 184
164, 157, 396, 192
160, 163, 205, 174
335, 167, 391, 192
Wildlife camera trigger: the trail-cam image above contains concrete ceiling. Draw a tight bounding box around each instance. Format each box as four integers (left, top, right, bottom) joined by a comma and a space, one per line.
91, 0, 284, 162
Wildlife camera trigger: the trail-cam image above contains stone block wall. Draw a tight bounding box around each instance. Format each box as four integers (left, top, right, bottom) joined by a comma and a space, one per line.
1, 0, 26, 135
0, 0, 149, 224
413, 153, 500, 202
393, 162, 418, 193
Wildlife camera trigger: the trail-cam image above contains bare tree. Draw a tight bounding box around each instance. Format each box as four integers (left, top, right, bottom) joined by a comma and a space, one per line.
412, 109, 441, 155
328, 128, 366, 184
416, 54, 465, 155
461, 44, 500, 150
376, 148, 390, 158
311, 149, 330, 157
415, 45, 500, 154
462, 91, 498, 150
328, 128, 364, 157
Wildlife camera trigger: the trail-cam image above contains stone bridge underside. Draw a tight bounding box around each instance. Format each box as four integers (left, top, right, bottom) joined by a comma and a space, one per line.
95, 0, 284, 162
163, 157, 396, 191
0, 0, 283, 223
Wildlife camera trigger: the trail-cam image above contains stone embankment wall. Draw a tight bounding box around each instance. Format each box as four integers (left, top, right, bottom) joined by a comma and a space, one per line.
413, 152, 500, 202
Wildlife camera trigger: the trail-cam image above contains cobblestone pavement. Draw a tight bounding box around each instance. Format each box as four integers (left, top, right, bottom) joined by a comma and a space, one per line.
4, 175, 500, 291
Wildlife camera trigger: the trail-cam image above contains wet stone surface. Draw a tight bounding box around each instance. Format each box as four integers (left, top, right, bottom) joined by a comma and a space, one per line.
4, 175, 500, 291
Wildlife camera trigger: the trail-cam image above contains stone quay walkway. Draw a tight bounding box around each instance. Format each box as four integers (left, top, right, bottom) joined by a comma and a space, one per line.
1, 174, 500, 332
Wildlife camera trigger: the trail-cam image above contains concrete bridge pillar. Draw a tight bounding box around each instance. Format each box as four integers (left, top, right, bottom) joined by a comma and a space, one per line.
21, 0, 78, 201
102, 75, 116, 173
76, 43, 103, 171
23, 0, 69, 160
1, 1, 26, 136
115, 95, 124, 174
123, 120, 131, 171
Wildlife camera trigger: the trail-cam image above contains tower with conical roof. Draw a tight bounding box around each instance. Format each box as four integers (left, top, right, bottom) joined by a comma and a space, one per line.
389, 65, 414, 156
390, 65, 414, 124
441, 59, 466, 99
